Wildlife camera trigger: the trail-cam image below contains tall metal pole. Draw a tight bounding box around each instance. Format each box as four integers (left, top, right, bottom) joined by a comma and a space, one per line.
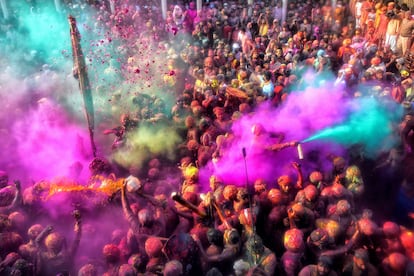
196, 0, 202, 13
248, 0, 253, 17
0, 0, 8, 20
331, 0, 337, 25
242, 148, 257, 264
54, 0, 61, 13
161, 0, 167, 20
68, 15, 97, 158
282, 0, 287, 23
109, 0, 115, 14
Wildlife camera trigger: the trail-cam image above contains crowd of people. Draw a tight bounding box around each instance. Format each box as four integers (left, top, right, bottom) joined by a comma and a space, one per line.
2, 0, 414, 275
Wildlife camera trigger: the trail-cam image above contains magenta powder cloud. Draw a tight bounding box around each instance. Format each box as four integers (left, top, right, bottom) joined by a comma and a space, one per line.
200, 76, 399, 189
12, 98, 93, 184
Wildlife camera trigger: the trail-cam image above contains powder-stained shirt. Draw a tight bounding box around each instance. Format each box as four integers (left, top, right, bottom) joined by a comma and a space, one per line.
386, 18, 401, 35
399, 18, 414, 37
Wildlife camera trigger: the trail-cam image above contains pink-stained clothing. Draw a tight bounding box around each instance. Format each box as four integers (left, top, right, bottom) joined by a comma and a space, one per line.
375, 13, 389, 41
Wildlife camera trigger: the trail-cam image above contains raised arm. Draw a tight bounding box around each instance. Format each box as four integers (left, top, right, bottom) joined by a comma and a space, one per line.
321, 229, 360, 257
267, 141, 298, 152
3, 180, 23, 212
35, 225, 54, 248
192, 234, 236, 263
35, 225, 54, 275
292, 162, 303, 189
121, 181, 140, 233
69, 210, 82, 259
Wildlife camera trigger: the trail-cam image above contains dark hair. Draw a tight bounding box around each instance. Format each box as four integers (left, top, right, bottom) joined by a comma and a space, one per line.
206, 267, 223, 276
264, 70, 272, 81
354, 248, 369, 261
207, 228, 224, 246
386, 10, 396, 18
318, 255, 333, 268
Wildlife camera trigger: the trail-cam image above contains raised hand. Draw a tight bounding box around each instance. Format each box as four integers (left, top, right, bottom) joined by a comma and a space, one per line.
13, 180, 21, 191
73, 209, 81, 221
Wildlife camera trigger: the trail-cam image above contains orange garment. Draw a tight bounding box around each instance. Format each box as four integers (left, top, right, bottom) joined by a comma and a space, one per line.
361, 0, 374, 27
338, 46, 356, 63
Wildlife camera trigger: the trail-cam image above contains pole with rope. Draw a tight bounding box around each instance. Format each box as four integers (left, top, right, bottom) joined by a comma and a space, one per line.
68, 15, 97, 158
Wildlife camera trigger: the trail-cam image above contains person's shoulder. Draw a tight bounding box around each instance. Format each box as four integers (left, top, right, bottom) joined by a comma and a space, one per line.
328, 271, 338, 276
298, 265, 316, 276
341, 263, 353, 275
367, 263, 379, 274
